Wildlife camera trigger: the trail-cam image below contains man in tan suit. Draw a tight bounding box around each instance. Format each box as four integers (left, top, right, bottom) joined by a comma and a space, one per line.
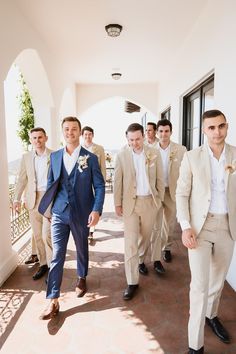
176, 110, 236, 354
14, 127, 53, 280
114, 123, 164, 300
82, 126, 106, 239
154, 119, 186, 264
144, 122, 159, 148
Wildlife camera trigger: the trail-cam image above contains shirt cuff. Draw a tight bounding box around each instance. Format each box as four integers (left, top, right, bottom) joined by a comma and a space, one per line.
180, 220, 191, 231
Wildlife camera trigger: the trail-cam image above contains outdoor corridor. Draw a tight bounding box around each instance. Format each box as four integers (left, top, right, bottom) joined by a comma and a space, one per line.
0, 193, 236, 354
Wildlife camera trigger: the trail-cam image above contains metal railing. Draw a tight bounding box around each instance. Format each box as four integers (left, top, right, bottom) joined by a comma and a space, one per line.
9, 184, 30, 245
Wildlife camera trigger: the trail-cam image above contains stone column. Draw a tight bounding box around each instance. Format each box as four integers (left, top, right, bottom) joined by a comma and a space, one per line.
0, 85, 18, 286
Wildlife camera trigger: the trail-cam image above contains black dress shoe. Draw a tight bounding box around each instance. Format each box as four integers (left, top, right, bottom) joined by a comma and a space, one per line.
188, 347, 204, 354
123, 285, 139, 300
154, 261, 165, 274
139, 263, 148, 275
163, 250, 172, 263
206, 316, 230, 343
25, 254, 39, 264
33, 265, 48, 280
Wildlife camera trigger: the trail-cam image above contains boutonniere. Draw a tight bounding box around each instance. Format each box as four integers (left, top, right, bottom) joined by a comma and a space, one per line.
169, 150, 178, 162
77, 154, 90, 172
145, 152, 157, 166
225, 160, 236, 174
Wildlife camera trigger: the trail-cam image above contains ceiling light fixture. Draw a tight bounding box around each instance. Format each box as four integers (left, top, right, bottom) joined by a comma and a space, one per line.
105, 24, 122, 37
111, 72, 122, 80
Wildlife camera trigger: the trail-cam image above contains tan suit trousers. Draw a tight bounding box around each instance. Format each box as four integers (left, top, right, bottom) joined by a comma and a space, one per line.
188, 213, 235, 350
124, 196, 158, 285
29, 192, 52, 266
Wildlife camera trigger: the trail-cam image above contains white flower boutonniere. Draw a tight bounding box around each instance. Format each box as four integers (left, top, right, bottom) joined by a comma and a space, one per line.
225, 160, 236, 174
169, 150, 178, 162
78, 154, 90, 172
145, 152, 157, 166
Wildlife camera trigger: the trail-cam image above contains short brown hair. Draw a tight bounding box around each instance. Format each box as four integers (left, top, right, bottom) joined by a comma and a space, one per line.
157, 118, 172, 132
126, 123, 144, 136
81, 126, 94, 135
146, 122, 157, 131
30, 127, 46, 135
61, 116, 81, 130
202, 109, 226, 121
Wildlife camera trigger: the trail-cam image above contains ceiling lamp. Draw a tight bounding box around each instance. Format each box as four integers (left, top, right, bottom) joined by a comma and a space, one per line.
111, 72, 122, 80
105, 24, 122, 37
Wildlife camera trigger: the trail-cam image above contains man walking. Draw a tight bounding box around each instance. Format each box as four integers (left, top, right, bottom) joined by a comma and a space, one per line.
114, 123, 164, 300
176, 109, 236, 353
13, 127, 52, 280
39, 116, 105, 319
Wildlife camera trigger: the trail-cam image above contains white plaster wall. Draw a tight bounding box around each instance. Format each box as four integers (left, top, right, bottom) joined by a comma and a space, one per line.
157, 0, 236, 290
76, 83, 159, 116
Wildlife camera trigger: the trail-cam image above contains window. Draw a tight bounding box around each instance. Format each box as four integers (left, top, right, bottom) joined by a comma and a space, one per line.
161, 107, 171, 120
182, 75, 214, 150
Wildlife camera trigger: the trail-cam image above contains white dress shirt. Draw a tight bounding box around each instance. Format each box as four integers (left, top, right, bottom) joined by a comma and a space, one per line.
144, 137, 159, 149
63, 145, 81, 175
132, 150, 151, 196
180, 144, 228, 231
82, 143, 93, 152
34, 149, 48, 191
158, 143, 170, 187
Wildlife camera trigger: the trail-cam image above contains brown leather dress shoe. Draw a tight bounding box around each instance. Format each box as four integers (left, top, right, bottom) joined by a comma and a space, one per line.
25, 254, 39, 264
32, 265, 48, 280
75, 277, 87, 297
39, 302, 60, 320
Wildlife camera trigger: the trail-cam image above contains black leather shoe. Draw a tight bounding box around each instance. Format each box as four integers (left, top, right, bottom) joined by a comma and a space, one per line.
206, 316, 230, 343
188, 347, 204, 354
139, 263, 148, 275
33, 265, 48, 280
123, 285, 139, 300
154, 261, 165, 274
163, 250, 172, 263
25, 254, 39, 264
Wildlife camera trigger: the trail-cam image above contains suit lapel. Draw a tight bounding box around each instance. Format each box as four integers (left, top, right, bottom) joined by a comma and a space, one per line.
202, 144, 211, 190
30, 150, 37, 182
143, 145, 150, 180
53, 149, 64, 180
225, 144, 232, 192
126, 146, 136, 179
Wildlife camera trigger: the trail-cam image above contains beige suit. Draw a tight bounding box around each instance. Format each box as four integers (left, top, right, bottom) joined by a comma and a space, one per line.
157, 141, 186, 253
114, 145, 164, 284
14, 148, 53, 266
176, 143, 236, 350
90, 143, 106, 181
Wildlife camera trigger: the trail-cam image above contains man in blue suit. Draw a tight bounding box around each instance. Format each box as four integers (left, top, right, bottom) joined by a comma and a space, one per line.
39, 116, 105, 320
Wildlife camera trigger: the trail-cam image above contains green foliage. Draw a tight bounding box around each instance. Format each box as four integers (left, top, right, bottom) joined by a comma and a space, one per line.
17, 73, 35, 150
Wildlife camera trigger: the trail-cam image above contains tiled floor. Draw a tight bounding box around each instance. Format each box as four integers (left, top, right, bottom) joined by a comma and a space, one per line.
0, 193, 235, 354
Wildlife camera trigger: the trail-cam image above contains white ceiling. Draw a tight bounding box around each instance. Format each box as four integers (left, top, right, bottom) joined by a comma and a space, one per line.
14, 0, 208, 84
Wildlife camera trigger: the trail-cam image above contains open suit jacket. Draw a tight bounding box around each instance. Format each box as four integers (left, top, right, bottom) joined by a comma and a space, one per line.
114, 144, 165, 217
176, 143, 236, 240
165, 141, 187, 202
14, 148, 52, 210
38, 146, 105, 223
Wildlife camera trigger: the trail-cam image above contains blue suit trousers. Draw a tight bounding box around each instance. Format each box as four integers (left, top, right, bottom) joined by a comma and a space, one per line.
46, 206, 89, 299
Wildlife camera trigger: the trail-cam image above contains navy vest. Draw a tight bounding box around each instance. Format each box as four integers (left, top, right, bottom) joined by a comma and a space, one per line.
52, 162, 77, 214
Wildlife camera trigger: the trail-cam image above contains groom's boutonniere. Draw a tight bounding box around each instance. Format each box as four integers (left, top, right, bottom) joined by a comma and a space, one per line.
225, 160, 236, 174
169, 150, 178, 162
77, 154, 90, 172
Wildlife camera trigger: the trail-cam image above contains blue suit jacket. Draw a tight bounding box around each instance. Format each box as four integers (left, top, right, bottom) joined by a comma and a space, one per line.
38, 146, 105, 224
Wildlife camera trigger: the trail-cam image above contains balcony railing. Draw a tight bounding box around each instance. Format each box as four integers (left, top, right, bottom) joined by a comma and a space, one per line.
9, 184, 30, 245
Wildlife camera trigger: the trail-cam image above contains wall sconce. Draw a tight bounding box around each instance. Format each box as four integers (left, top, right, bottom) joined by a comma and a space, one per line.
111, 73, 122, 80
105, 24, 122, 37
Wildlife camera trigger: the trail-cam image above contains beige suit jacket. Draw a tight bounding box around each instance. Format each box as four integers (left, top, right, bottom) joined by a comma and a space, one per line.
176, 143, 236, 240
166, 141, 186, 201
14, 148, 52, 210
114, 145, 165, 217
91, 143, 106, 181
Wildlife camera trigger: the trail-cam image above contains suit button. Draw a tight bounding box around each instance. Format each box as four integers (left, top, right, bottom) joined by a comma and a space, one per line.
208, 199, 211, 202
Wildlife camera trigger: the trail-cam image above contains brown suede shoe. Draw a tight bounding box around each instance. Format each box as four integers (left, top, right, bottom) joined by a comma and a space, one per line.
75, 277, 87, 297
39, 302, 60, 320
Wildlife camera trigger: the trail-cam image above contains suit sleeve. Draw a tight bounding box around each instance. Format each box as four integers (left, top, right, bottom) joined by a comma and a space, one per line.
176, 152, 192, 224
14, 155, 27, 201
91, 155, 105, 214
113, 154, 123, 207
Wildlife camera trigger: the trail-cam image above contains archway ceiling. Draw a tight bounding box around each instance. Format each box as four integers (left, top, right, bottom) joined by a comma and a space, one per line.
14, 0, 208, 84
